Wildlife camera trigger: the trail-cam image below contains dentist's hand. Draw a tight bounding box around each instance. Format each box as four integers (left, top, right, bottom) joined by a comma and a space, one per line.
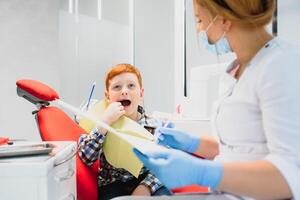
133, 148, 223, 189
101, 102, 125, 126
157, 128, 200, 154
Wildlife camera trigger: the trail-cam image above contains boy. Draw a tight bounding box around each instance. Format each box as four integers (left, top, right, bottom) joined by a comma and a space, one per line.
78, 63, 171, 200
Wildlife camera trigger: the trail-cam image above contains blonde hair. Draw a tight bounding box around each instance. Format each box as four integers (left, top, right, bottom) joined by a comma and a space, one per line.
105, 63, 143, 91
195, 0, 275, 28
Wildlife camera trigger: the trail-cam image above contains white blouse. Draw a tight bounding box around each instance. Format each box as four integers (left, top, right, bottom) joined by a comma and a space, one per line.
211, 37, 300, 199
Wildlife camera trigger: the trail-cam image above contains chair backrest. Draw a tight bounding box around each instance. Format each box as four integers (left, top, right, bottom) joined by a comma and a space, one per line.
37, 106, 85, 141
16, 79, 99, 200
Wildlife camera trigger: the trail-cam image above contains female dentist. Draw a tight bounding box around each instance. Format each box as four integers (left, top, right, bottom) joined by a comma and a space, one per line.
133, 0, 300, 199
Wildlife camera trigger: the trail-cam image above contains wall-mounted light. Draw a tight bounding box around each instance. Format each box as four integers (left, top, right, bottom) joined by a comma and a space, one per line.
69, 0, 73, 13
98, 0, 102, 20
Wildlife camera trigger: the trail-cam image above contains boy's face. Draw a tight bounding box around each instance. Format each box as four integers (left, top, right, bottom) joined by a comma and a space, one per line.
105, 72, 144, 119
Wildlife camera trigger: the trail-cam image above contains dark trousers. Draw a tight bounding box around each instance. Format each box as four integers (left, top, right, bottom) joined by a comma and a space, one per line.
98, 174, 172, 200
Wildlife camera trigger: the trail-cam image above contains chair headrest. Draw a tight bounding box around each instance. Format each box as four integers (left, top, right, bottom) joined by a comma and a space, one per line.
16, 79, 59, 105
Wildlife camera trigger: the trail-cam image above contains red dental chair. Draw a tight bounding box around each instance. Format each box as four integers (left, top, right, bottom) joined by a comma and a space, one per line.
16, 79, 99, 200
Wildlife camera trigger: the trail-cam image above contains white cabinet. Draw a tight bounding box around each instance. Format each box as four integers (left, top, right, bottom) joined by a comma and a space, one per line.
0, 142, 77, 200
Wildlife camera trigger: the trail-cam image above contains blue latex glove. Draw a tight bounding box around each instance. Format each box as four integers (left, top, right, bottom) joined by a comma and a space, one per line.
163, 121, 175, 128
133, 148, 223, 189
157, 127, 200, 153
153, 121, 175, 143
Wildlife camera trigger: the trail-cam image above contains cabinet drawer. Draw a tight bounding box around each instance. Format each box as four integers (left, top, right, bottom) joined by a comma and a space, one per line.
0, 142, 77, 200
45, 145, 77, 200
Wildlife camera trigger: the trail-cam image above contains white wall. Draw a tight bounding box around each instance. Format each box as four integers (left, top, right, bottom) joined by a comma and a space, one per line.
60, 0, 177, 116
0, 0, 59, 140
1, 0, 175, 141
278, 0, 300, 44
60, 0, 178, 115
134, 0, 175, 114
2, 0, 300, 140
0, 0, 133, 140
59, 0, 133, 109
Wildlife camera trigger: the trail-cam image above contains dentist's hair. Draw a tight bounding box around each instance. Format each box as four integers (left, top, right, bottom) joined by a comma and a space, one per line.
194, 0, 276, 28
105, 63, 143, 90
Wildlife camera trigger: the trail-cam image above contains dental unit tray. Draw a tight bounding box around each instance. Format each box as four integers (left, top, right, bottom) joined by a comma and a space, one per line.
0, 143, 53, 158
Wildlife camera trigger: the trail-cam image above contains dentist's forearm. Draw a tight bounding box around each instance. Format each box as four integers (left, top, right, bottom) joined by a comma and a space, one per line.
194, 136, 219, 160
219, 160, 292, 199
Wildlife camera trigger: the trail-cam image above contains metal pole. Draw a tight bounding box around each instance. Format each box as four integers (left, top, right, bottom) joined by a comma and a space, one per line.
183, 0, 187, 97
272, 0, 278, 36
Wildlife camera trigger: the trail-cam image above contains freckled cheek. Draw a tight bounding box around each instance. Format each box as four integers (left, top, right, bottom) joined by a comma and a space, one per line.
129, 91, 141, 104
108, 91, 122, 102
127, 89, 136, 95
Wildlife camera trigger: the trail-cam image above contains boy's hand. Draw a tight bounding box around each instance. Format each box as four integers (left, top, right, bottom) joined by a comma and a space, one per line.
131, 184, 151, 196
101, 102, 125, 126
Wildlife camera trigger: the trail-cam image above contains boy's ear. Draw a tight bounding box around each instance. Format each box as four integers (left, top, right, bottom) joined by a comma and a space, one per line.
105, 91, 110, 101
140, 88, 144, 98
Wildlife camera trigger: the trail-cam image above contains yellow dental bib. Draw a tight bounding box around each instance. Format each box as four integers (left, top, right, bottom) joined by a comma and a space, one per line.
79, 100, 154, 177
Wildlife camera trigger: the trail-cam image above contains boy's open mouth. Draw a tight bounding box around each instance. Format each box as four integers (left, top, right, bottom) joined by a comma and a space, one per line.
120, 100, 131, 107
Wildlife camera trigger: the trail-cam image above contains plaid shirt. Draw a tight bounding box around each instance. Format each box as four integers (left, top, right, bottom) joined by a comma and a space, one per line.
78, 115, 164, 194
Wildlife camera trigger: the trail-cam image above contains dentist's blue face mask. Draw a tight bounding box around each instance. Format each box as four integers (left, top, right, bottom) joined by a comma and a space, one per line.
199, 16, 232, 55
